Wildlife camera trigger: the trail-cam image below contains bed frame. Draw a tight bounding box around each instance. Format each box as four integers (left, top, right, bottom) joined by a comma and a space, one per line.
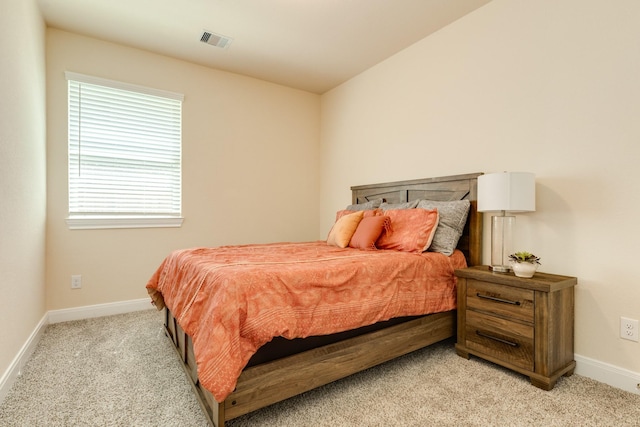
163, 172, 483, 426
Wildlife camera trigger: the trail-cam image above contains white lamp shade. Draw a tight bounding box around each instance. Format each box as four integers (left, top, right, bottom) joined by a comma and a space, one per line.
477, 172, 536, 212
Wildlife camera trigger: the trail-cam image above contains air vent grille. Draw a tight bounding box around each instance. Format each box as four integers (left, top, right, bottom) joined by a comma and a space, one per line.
200, 31, 233, 49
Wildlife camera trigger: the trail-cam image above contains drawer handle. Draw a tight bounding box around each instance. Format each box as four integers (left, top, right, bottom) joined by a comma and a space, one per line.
476, 293, 521, 306
476, 330, 519, 347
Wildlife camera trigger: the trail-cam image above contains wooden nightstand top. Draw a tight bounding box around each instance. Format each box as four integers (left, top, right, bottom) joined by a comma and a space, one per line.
455, 265, 577, 293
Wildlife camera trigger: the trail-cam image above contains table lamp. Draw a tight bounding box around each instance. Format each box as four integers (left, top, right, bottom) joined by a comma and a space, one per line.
478, 172, 536, 272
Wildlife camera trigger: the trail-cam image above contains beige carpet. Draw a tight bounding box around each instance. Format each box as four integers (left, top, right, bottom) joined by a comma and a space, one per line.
1, 309, 639, 426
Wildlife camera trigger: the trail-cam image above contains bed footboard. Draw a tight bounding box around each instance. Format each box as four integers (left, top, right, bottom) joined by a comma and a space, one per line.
164, 308, 455, 427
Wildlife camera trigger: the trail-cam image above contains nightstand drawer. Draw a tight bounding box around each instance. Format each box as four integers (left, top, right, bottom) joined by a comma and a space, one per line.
465, 310, 534, 371
467, 279, 534, 323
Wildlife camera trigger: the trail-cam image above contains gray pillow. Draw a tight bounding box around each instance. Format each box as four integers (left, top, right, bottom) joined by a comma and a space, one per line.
416, 199, 470, 255
379, 200, 419, 211
345, 198, 383, 211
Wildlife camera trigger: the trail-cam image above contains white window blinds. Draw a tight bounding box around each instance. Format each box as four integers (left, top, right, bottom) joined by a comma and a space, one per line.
66, 72, 183, 229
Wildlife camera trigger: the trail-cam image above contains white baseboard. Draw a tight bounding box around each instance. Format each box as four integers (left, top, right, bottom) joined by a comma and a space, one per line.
0, 298, 154, 406
48, 298, 154, 324
575, 353, 640, 395
0, 312, 48, 406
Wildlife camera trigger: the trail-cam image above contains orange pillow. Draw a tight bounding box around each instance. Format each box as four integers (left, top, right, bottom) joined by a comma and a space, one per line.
349, 216, 391, 250
376, 208, 440, 253
327, 210, 365, 248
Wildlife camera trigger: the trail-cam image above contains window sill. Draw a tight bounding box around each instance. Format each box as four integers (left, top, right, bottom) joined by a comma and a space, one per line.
66, 216, 184, 230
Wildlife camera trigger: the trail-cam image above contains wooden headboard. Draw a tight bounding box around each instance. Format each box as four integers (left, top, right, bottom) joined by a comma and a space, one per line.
351, 173, 483, 266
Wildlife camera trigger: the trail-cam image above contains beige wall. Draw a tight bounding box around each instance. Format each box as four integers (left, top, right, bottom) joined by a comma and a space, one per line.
45, 29, 320, 310
320, 0, 640, 373
0, 0, 47, 378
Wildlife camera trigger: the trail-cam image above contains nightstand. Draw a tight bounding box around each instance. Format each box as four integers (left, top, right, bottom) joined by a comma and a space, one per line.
454, 265, 577, 390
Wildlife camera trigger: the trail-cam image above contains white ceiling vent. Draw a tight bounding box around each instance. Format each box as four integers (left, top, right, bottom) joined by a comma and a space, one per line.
200, 31, 233, 49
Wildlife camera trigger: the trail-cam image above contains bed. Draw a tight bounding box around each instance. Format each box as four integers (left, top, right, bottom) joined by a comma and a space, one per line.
147, 172, 483, 427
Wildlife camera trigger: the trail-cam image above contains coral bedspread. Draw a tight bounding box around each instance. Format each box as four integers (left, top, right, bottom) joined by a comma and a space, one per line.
146, 241, 466, 402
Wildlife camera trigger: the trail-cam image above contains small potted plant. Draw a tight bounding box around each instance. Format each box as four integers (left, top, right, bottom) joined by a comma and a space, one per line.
508, 251, 541, 278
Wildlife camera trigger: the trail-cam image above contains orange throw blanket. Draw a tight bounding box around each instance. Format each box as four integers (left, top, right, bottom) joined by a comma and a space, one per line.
146, 241, 466, 402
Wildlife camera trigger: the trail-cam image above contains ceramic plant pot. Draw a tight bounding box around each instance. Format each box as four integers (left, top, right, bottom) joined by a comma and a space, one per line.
511, 262, 538, 278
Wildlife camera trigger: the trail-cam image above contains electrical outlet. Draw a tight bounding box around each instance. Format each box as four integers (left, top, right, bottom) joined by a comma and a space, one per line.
620, 317, 639, 342
71, 275, 82, 289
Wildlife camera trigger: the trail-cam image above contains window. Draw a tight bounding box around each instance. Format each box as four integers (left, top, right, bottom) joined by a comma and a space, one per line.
66, 72, 183, 229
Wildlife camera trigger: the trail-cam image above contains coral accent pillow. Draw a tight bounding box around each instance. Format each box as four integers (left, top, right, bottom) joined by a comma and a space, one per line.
349, 215, 391, 250
376, 208, 440, 253
327, 210, 365, 248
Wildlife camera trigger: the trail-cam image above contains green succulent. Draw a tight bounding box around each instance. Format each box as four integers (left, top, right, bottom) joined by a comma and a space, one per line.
508, 251, 541, 265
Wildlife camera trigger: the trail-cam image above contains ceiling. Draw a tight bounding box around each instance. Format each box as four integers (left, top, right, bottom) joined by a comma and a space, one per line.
38, 0, 491, 94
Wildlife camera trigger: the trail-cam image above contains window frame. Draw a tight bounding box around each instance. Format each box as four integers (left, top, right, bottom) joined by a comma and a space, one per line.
65, 72, 184, 230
